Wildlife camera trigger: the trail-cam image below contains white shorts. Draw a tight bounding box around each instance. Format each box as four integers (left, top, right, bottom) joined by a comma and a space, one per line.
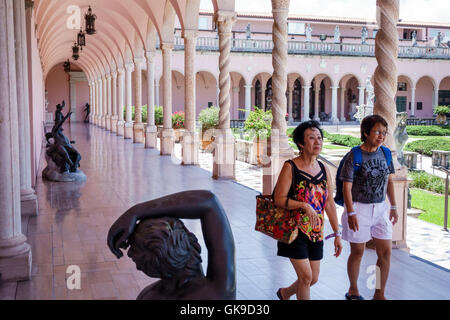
341, 201, 392, 243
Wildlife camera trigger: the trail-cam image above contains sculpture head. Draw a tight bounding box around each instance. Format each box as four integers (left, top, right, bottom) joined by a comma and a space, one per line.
127, 217, 203, 280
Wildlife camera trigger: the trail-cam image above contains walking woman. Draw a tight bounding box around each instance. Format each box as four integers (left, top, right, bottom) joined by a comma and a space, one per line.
273, 120, 343, 300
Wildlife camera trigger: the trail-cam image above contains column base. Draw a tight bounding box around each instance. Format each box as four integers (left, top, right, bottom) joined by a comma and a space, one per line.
262, 133, 295, 195
313, 116, 320, 122
111, 116, 118, 133
133, 123, 145, 144
101, 116, 107, 128
106, 115, 112, 131
181, 131, 199, 165
0, 235, 32, 282
117, 120, 125, 136
160, 128, 174, 155
124, 122, 134, 139
145, 125, 158, 149
21, 188, 38, 216
212, 129, 236, 180
331, 116, 339, 125
391, 166, 409, 250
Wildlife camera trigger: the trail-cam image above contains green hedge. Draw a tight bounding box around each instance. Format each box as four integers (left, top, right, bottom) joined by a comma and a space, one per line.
406, 125, 450, 136
324, 132, 361, 148
409, 171, 445, 194
404, 138, 450, 156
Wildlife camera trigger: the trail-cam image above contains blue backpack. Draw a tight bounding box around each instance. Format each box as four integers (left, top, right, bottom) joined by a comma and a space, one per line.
334, 145, 392, 206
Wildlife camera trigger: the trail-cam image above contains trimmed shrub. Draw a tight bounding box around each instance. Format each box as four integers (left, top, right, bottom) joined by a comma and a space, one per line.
244, 106, 272, 139
198, 106, 219, 130
404, 138, 450, 156
172, 111, 185, 129
408, 171, 445, 194
324, 132, 361, 148
406, 125, 450, 136
154, 106, 163, 125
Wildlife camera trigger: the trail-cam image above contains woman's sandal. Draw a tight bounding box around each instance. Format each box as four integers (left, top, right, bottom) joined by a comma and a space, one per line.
276, 288, 285, 300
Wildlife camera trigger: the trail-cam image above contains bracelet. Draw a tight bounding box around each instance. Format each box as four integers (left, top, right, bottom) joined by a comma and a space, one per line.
325, 231, 342, 240
390, 206, 397, 211
347, 211, 356, 216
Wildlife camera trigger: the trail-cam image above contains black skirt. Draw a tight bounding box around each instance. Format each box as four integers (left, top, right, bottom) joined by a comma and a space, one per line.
277, 231, 324, 261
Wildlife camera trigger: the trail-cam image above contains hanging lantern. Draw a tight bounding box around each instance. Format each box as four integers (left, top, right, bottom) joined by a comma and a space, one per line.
72, 43, 80, 60
77, 28, 86, 50
63, 59, 71, 72
85, 6, 97, 35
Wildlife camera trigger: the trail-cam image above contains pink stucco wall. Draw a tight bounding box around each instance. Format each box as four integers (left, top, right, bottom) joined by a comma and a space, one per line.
45, 65, 69, 115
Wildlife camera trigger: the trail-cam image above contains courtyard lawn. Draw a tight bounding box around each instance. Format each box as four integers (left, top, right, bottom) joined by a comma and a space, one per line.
410, 188, 448, 227
322, 144, 350, 150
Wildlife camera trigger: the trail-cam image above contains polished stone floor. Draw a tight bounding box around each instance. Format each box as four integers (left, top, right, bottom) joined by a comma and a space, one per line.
0, 123, 449, 300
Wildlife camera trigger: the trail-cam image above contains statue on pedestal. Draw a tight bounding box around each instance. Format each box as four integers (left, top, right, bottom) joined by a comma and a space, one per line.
246, 23, 251, 40
84, 103, 90, 123
361, 26, 368, 44
43, 100, 84, 182
394, 112, 409, 166
436, 31, 443, 47
107, 190, 236, 300
411, 30, 417, 47
305, 24, 312, 42
334, 26, 340, 43
354, 76, 374, 123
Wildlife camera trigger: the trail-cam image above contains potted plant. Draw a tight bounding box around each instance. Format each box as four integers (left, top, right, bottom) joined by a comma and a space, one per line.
244, 107, 272, 165
154, 106, 163, 138
434, 105, 450, 125
172, 111, 185, 143
198, 106, 220, 150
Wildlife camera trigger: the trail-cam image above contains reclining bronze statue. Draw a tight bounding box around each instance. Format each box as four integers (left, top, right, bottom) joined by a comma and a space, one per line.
107, 190, 236, 300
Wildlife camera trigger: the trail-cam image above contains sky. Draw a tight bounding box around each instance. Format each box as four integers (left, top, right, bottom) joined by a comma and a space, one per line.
199, 0, 450, 24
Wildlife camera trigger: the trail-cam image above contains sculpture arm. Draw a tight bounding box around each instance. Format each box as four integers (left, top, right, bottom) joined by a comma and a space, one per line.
107, 190, 235, 293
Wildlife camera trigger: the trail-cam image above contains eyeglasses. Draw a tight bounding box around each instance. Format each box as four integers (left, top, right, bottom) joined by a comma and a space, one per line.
374, 130, 388, 136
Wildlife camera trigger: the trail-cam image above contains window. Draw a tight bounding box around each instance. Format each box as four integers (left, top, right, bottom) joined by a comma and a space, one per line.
396, 96, 407, 112
417, 102, 422, 110
373, 29, 378, 38
198, 16, 209, 30
398, 82, 407, 91
288, 22, 305, 35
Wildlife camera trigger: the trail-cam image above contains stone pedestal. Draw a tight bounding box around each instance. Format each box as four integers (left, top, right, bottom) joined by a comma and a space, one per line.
21, 189, 38, 216
106, 115, 111, 131
124, 121, 133, 139
0, 239, 32, 282
145, 125, 158, 149
160, 128, 174, 155
391, 166, 409, 249
212, 129, 235, 180
133, 122, 145, 144
101, 116, 107, 129
117, 120, 125, 136
110, 115, 118, 133
181, 131, 199, 165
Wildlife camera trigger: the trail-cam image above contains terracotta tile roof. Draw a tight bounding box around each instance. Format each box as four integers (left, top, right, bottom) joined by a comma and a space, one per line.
199, 10, 450, 28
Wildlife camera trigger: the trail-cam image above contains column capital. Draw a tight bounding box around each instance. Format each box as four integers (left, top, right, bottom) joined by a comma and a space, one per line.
331, 86, 340, 90
303, 85, 312, 90
182, 29, 198, 40
272, 0, 290, 11
214, 10, 237, 34
244, 84, 253, 88
357, 86, 365, 90
161, 42, 174, 51
111, 71, 118, 78
134, 57, 146, 66
125, 63, 134, 72
146, 50, 156, 60
411, 86, 416, 91
117, 67, 125, 75
106, 74, 112, 80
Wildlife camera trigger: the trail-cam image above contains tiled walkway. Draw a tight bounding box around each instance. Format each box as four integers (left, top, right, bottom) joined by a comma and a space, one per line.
1, 123, 449, 300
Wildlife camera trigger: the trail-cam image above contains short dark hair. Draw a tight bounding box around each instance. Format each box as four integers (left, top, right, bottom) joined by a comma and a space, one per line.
360, 115, 388, 142
292, 120, 323, 149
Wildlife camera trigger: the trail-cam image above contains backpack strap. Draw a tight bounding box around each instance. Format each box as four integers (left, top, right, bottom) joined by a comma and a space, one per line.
380, 146, 392, 167
351, 146, 363, 173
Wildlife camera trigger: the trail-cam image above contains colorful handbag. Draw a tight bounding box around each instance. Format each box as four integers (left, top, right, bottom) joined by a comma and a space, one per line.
255, 161, 302, 244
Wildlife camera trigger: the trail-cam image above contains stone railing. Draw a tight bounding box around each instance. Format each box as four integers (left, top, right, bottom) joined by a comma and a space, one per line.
406, 118, 438, 126
169, 36, 450, 59
432, 150, 450, 169
403, 151, 419, 170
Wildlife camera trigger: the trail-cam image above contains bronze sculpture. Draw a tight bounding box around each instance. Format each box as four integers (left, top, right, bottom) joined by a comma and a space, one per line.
107, 190, 236, 300
84, 103, 90, 123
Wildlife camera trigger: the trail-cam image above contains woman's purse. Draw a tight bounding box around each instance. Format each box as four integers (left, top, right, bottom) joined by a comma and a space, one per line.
255, 161, 302, 244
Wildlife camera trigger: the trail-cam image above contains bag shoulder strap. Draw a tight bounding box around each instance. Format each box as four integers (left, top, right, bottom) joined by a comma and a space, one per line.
351, 146, 363, 172
272, 160, 296, 200
380, 145, 392, 167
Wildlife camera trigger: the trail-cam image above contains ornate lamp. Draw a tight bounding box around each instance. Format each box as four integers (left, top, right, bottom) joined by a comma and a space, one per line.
63, 59, 71, 72
319, 34, 327, 42
77, 28, 86, 50
72, 43, 80, 60
85, 6, 97, 35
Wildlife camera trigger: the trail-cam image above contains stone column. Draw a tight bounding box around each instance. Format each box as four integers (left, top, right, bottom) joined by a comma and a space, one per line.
340, 88, 347, 121
133, 58, 145, 143
97, 78, 103, 127
111, 71, 118, 132
287, 86, 293, 124
145, 51, 157, 149
410, 86, 416, 117
106, 74, 112, 131
90, 81, 95, 123
0, 0, 32, 281
330, 86, 339, 124
117, 68, 125, 136
314, 81, 320, 121
433, 86, 439, 110
263, 0, 295, 195
124, 63, 134, 139
374, 0, 407, 249
155, 82, 160, 107
101, 75, 107, 128
303, 85, 311, 121
213, 10, 237, 180
69, 78, 76, 122
244, 84, 252, 119
358, 86, 365, 106
260, 81, 266, 111
160, 43, 175, 155
13, 0, 37, 216
182, 29, 199, 165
